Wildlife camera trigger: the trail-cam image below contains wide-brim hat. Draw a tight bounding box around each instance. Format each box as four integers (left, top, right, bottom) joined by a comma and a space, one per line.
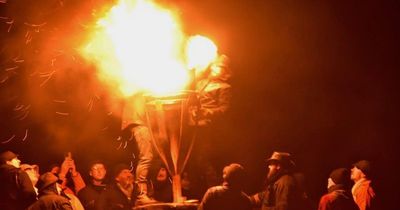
36, 172, 59, 191
0, 150, 19, 164
266, 151, 296, 168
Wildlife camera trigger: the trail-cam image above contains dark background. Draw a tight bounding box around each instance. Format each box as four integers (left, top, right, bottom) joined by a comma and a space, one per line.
1, 0, 399, 208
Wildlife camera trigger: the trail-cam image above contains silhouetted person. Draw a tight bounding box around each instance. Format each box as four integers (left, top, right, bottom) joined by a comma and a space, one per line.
199, 163, 252, 210
77, 161, 107, 210
250, 151, 302, 210
96, 164, 136, 210
151, 165, 172, 202
28, 172, 73, 210
190, 55, 232, 195
318, 168, 358, 210
0, 150, 37, 210
351, 160, 377, 210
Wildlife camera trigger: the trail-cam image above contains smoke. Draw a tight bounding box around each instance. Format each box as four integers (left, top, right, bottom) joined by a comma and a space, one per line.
0, 0, 123, 153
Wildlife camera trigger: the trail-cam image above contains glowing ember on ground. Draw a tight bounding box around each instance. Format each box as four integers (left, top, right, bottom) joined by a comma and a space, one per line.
80, 0, 217, 97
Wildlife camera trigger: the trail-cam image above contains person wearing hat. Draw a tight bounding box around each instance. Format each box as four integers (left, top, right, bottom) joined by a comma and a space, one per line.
96, 163, 137, 210
28, 172, 73, 210
199, 163, 252, 210
318, 168, 359, 210
250, 151, 303, 210
0, 150, 37, 210
350, 160, 376, 210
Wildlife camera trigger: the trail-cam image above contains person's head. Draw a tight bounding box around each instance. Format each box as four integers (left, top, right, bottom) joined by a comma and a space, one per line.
21, 164, 40, 186
265, 151, 295, 179
89, 161, 107, 184
36, 172, 62, 195
0, 150, 21, 168
351, 160, 371, 182
209, 55, 231, 81
113, 164, 134, 187
222, 163, 245, 189
156, 167, 169, 182
328, 168, 352, 189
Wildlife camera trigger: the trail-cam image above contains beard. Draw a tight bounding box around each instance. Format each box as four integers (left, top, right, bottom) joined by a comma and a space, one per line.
266, 168, 284, 185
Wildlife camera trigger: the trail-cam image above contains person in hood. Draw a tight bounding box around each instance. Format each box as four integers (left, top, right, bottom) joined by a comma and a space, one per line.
318, 168, 359, 210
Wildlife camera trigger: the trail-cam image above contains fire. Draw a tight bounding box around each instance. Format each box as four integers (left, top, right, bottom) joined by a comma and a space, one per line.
80, 0, 217, 97
186, 35, 218, 74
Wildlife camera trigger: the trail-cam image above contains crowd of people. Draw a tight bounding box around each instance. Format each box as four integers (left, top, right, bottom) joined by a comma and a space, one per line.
0, 149, 377, 210
0, 55, 379, 210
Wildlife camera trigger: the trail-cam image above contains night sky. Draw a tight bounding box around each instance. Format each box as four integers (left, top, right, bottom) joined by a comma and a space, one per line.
1, 0, 399, 208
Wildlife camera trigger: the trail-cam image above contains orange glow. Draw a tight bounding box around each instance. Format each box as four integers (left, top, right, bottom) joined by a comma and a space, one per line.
80, 0, 218, 97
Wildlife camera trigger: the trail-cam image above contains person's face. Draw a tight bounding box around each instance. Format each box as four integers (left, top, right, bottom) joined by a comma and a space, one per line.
115, 169, 134, 186
267, 163, 280, 179
210, 65, 223, 78
156, 167, 168, 182
327, 177, 335, 189
350, 166, 365, 182
8, 157, 21, 168
90, 163, 106, 181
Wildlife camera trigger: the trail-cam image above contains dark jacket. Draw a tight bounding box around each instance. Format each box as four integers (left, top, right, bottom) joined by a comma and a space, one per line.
252, 173, 302, 210
27, 185, 73, 210
96, 183, 136, 210
195, 79, 232, 126
199, 183, 252, 210
152, 180, 173, 202
318, 184, 359, 210
0, 164, 37, 210
77, 183, 106, 210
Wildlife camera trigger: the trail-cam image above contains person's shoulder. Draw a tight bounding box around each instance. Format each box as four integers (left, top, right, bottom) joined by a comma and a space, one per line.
205, 185, 227, 196
319, 192, 335, 205
39, 194, 70, 202
279, 173, 297, 182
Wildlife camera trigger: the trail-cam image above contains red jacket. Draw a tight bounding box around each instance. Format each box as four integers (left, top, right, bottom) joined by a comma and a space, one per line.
318, 185, 358, 210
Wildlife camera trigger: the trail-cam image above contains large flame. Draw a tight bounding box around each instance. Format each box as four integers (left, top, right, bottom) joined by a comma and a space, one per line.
186, 35, 218, 74
80, 0, 218, 97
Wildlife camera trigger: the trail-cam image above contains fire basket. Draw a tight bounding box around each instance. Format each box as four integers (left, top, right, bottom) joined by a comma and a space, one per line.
143, 91, 198, 206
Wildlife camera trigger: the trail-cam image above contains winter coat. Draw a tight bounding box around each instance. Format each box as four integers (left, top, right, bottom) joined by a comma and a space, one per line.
77, 183, 106, 210
352, 179, 376, 210
318, 184, 359, 210
96, 183, 136, 210
199, 183, 252, 210
252, 173, 302, 210
27, 186, 72, 210
0, 164, 37, 210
